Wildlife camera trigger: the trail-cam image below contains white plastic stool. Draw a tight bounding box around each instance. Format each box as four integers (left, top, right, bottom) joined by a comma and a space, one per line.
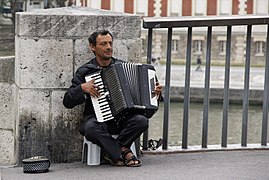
82, 136, 137, 165
82, 137, 101, 165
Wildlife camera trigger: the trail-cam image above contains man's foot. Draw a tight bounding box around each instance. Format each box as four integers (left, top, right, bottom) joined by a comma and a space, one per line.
121, 149, 142, 167
104, 155, 125, 166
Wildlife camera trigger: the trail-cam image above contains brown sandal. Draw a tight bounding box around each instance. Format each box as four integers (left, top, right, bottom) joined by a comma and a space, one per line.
104, 155, 125, 166
121, 149, 142, 167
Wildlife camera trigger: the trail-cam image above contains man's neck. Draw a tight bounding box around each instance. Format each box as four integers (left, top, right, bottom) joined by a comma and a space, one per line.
96, 57, 112, 67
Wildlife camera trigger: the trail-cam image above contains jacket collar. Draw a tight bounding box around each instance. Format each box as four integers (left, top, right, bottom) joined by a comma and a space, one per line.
91, 57, 118, 69
85, 57, 117, 70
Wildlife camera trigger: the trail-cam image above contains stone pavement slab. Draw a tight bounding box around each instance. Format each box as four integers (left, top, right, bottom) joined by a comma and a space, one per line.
1, 150, 268, 180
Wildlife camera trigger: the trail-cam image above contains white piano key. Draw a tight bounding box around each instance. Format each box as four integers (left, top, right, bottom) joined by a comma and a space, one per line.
85, 72, 114, 122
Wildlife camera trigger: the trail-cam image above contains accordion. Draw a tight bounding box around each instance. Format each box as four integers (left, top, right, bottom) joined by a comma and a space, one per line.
85, 63, 159, 122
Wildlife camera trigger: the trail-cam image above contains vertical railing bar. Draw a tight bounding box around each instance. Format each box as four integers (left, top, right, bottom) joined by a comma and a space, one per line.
182, 27, 192, 149
221, 26, 232, 147
142, 28, 153, 150
261, 24, 269, 146
146, 28, 153, 64
162, 28, 173, 150
202, 26, 212, 148
241, 25, 252, 147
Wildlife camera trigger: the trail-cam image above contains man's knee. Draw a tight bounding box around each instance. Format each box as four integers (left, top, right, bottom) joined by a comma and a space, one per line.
134, 115, 149, 130
84, 121, 100, 139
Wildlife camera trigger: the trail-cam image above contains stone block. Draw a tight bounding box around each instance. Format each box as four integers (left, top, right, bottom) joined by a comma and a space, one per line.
17, 89, 51, 163
16, 88, 84, 163
15, 38, 73, 88
113, 38, 142, 63
74, 38, 95, 72
49, 90, 84, 162
0, 129, 15, 165
0, 56, 14, 83
16, 7, 141, 39
0, 83, 15, 130
249, 90, 264, 102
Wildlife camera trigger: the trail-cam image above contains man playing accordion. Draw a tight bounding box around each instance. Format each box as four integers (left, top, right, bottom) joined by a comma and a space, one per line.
63, 30, 162, 167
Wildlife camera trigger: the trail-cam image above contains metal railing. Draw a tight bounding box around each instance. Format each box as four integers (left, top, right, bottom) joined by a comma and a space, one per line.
142, 15, 269, 150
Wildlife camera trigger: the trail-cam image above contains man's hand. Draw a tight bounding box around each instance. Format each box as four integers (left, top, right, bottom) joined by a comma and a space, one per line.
154, 82, 162, 99
81, 79, 100, 98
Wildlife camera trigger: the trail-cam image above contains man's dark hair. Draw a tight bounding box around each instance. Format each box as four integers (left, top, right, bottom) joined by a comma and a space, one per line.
88, 30, 113, 46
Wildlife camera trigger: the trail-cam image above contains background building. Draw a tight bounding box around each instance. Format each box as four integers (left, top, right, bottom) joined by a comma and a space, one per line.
1, 0, 269, 64
72, 0, 268, 65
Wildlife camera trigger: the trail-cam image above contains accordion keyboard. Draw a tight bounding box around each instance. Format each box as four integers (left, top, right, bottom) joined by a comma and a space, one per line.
85, 72, 114, 122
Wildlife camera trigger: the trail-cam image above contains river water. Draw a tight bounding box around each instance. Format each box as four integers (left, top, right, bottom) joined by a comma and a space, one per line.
148, 101, 264, 146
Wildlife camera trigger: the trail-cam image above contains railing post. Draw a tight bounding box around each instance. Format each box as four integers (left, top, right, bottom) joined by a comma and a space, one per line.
143, 28, 153, 150
182, 27, 192, 149
202, 26, 212, 148
162, 28, 173, 150
241, 25, 252, 147
146, 28, 153, 64
261, 24, 269, 146
221, 26, 232, 147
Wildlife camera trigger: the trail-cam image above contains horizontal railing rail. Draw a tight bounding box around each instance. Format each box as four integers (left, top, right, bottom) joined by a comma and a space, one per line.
142, 15, 269, 150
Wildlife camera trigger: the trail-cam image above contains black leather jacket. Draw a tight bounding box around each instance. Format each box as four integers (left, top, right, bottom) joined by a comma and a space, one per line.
63, 57, 125, 118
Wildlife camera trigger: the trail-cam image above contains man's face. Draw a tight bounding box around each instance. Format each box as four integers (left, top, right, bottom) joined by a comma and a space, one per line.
91, 34, 113, 61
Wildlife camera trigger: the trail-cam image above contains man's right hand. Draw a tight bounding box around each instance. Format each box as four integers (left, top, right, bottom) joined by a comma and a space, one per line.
81, 79, 100, 98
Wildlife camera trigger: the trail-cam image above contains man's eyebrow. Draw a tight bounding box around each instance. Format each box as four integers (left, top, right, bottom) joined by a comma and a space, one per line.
99, 40, 112, 43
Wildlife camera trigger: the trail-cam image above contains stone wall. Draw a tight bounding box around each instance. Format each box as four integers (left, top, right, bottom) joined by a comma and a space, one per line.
0, 7, 142, 165
169, 87, 264, 105
0, 56, 15, 165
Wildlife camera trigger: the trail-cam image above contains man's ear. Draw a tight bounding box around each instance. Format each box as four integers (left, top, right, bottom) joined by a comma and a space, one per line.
89, 43, 95, 51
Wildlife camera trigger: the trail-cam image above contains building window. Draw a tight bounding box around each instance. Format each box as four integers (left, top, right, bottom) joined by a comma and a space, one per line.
89, 0, 101, 9
219, 41, 226, 55
169, 0, 181, 16
172, 39, 179, 53
255, 0, 268, 14
193, 40, 203, 54
194, 0, 206, 16
255, 41, 265, 56
219, 0, 231, 15
136, 0, 147, 16
32, 1, 41, 9
112, 0, 124, 12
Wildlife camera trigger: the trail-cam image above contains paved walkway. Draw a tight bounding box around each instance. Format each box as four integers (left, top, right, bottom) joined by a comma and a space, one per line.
1, 150, 268, 180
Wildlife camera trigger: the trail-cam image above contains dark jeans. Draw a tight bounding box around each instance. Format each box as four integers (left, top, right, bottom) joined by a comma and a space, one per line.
81, 114, 149, 162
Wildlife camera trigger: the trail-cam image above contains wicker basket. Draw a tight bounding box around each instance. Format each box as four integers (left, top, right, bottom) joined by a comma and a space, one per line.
22, 156, 50, 173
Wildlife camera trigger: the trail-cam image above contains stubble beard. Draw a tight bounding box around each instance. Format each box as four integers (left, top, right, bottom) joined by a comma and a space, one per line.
102, 50, 112, 61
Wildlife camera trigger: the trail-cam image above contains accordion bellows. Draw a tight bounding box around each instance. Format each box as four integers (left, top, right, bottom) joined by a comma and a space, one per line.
22, 156, 50, 173
85, 63, 159, 122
